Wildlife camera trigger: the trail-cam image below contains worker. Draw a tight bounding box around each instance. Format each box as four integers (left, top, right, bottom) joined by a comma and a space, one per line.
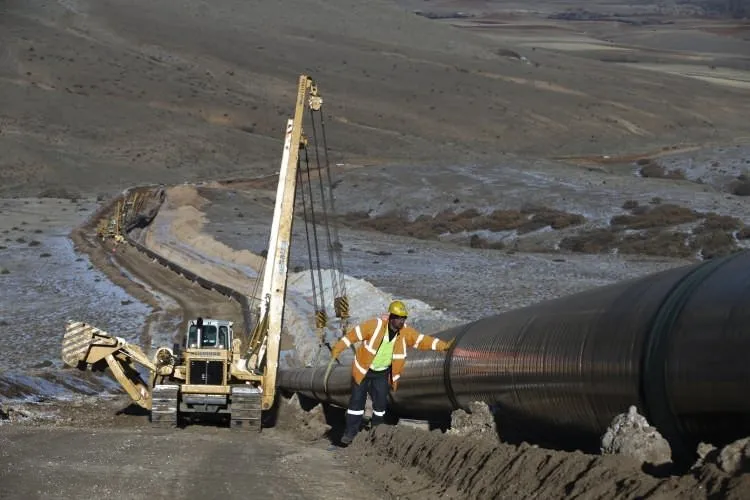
325, 300, 454, 445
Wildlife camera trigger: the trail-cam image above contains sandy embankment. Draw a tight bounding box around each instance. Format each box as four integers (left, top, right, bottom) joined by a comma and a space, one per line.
138, 185, 266, 296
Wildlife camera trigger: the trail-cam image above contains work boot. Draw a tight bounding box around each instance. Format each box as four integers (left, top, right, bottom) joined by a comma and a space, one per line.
340, 433, 353, 446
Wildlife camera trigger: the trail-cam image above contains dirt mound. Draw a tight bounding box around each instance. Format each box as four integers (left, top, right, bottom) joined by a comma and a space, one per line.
273, 394, 331, 442
345, 425, 750, 499
138, 185, 265, 296
601, 406, 672, 466
164, 185, 208, 210
716, 439, 750, 474
447, 401, 499, 443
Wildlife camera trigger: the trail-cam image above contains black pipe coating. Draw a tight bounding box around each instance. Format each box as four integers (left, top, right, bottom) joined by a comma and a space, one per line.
278, 251, 750, 455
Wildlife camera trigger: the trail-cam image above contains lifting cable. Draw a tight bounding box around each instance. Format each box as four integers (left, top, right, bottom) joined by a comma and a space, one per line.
308, 113, 340, 304
245, 79, 353, 366
309, 109, 350, 327
297, 105, 352, 364
300, 144, 328, 334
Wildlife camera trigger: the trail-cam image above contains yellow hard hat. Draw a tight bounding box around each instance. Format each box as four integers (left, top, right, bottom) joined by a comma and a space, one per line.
388, 300, 408, 317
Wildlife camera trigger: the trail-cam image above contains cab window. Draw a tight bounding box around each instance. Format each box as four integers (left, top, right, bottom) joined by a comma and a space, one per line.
200, 325, 218, 347
188, 325, 199, 348
218, 326, 229, 349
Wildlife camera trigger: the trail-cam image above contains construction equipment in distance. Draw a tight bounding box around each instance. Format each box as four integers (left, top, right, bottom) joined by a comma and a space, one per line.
62, 74, 345, 431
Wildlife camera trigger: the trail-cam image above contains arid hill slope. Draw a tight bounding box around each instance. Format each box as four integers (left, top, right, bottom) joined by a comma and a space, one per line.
2, 0, 749, 197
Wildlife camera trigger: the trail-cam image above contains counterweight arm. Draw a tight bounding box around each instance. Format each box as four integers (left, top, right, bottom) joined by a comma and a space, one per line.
62, 321, 160, 409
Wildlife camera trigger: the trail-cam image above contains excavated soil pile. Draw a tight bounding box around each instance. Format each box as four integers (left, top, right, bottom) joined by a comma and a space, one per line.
272, 394, 331, 442
446, 401, 500, 444
601, 406, 673, 466
344, 425, 750, 499
137, 185, 265, 296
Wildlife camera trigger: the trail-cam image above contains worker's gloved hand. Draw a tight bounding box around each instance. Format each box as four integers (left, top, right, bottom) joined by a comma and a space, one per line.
323, 356, 336, 393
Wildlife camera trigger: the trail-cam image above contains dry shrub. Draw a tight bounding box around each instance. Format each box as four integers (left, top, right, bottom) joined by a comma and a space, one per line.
405, 215, 437, 238
517, 208, 585, 234
639, 163, 667, 177
619, 231, 693, 258
441, 208, 483, 232
484, 209, 526, 231
691, 229, 738, 259
38, 187, 81, 200
344, 206, 584, 250
694, 213, 743, 234
610, 204, 699, 230
469, 234, 505, 250
559, 229, 618, 254
359, 212, 407, 234
496, 48, 522, 59
667, 168, 686, 180
417, 209, 483, 235
728, 179, 750, 196
345, 209, 490, 239
456, 208, 481, 219
737, 227, 750, 240
638, 160, 685, 180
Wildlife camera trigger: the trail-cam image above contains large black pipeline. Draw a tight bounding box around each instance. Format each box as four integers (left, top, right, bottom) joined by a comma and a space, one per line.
278, 250, 750, 458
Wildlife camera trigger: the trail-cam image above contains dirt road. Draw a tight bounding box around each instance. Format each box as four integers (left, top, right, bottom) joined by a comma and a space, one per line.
0, 399, 377, 500
69, 194, 248, 350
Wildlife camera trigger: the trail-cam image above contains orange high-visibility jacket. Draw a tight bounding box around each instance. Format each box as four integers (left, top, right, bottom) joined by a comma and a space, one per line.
331, 315, 451, 390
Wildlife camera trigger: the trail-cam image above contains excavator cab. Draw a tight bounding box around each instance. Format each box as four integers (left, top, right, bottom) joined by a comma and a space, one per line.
186, 318, 233, 350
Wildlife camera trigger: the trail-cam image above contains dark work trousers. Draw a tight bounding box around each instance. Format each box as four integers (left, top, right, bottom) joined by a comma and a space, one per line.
344, 368, 390, 439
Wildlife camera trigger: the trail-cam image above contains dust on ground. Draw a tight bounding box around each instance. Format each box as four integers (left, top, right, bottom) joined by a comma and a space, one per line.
0, 396, 382, 500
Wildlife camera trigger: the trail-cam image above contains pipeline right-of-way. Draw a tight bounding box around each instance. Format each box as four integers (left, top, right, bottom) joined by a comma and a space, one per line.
278, 250, 750, 459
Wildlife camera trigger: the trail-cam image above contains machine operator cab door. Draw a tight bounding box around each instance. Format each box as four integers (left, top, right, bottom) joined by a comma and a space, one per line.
186, 318, 233, 351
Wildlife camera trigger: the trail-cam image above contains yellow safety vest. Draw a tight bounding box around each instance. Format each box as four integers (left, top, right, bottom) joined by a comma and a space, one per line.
370, 331, 395, 371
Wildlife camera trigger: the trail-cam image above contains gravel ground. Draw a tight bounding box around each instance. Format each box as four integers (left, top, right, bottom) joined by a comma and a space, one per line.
0, 198, 150, 372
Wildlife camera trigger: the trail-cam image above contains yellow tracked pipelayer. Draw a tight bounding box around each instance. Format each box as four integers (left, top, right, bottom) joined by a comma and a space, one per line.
62, 75, 326, 431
